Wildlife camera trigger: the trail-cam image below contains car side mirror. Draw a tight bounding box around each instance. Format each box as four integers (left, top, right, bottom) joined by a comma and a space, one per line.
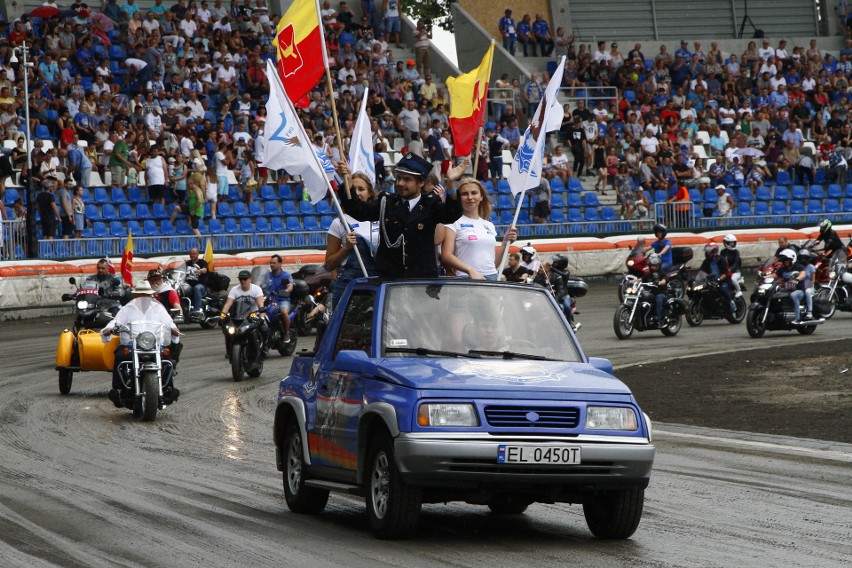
69, 276, 77, 285
588, 357, 613, 375
334, 350, 376, 375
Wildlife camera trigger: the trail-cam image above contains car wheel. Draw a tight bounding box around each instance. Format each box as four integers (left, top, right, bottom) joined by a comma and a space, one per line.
583, 488, 644, 540
58, 369, 73, 395
487, 496, 531, 515
685, 301, 703, 326
613, 305, 634, 340
746, 308, 766, 338
282, 418, 329, 514
366, 430, 422, 539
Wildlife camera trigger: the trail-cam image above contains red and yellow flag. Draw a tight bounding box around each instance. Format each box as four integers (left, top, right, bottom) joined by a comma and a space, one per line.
204, 238, 215, 272
120, 230, 134, 286
447, 43, 495, 157
272, 0, 327, 108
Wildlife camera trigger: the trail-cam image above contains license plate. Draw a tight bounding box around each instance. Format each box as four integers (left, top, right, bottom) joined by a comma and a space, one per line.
497, 445, 581, 464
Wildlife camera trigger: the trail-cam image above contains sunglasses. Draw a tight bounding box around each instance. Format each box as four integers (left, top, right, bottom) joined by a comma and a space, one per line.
239, 276, 249, 281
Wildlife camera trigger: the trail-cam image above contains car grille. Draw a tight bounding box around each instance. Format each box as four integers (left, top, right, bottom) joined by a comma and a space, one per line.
484, 406, 580, 429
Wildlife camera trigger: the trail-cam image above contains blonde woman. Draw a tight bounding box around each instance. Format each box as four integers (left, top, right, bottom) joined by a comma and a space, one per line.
440, 177, 516, 280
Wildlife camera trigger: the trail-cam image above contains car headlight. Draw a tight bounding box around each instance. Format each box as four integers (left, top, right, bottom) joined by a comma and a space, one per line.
417, 403, 479, 427
77, 300, 90, 310
136, 331, 157, 350
585, 407, 638, 431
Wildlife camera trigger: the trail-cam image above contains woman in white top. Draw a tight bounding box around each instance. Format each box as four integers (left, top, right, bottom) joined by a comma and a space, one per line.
325, 172, 379, 309
144, 147, 169, 205
440, 178, 516, 280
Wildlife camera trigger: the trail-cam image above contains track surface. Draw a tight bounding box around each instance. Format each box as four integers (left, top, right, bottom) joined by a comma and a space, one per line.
0, 283, 850, 567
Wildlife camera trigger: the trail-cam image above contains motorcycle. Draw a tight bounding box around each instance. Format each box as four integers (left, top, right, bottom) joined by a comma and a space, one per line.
685, 272, 747, 326
161, 260, 229, 329
817, 255, 852, 317
291, 264, 334, 335
222, 296, 267, 381
613, 279, 686, 339
111, 323, 178, 422
61, 276, 122, 332
618, 245, 692, 302
746, 258, 827, 338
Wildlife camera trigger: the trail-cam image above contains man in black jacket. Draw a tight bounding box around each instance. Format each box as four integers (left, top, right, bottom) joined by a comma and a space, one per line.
339, 153, 464, 278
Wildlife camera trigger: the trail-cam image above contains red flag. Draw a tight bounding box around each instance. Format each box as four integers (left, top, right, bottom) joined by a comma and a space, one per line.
272, 0, 327, 108
120, 230, 134, 286
447, 43, 495, 157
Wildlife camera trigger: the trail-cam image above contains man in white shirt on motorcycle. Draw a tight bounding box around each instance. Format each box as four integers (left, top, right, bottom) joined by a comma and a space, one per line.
101, 280, 181, 407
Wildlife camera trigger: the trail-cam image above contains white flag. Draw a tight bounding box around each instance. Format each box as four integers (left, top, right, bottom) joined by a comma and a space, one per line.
262, 59, 331, 205
348, 90, 376, 186
507, 57, 566, 197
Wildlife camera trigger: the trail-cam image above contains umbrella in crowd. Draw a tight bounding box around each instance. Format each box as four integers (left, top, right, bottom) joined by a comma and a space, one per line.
29, 6, 60, 18
735, 147, 765, 158
89, 12, 116, 31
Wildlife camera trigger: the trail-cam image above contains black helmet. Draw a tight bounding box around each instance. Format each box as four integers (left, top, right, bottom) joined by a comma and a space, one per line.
551, 254, 568, 271
819, 219, 832, 235
797, 248, 812, 264
653, 223, 668, 238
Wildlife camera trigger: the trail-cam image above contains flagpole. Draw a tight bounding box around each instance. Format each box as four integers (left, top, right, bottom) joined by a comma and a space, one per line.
496, 168, 532, 274
324, 69, 354, 200
472, 126, 484, 179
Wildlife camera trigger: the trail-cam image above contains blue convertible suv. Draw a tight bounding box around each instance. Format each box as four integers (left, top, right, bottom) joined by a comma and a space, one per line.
273, 279, 655, 539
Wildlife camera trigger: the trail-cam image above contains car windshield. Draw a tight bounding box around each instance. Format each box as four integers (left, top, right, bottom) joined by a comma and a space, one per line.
381, 283, 582, 362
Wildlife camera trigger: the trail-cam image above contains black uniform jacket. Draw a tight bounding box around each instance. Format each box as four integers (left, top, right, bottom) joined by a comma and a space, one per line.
339, 189, 462, 278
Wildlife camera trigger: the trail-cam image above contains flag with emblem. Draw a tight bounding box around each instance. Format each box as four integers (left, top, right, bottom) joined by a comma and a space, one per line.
446, 42, 494, 158
272, 0, 327, 108
348, 90, 376, 187
204, 238, 215, 272
120, 230, 134, 286
262, 59, 331, 204
507, 56, 566, 197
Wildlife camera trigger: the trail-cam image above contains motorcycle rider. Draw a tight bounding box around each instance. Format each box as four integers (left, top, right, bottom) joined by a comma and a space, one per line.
547, 254, 581, 332
814, 219, 845, 259
221, 270, 268, 344
519, 245, 541, 276
501, 252, 534, 282
775, 249, 812, 323
643, 254, 670, 328
720, 235, 744, 297
260, 254, 294, 345
184, 247, 210, 318
699, 243, 736, 313
792, 248, 816, 322
147, 269, 183, 318
101, 280, 182, 408
91, 258, 126, 299
645, 224, 673, 272
774, 236, 800, 261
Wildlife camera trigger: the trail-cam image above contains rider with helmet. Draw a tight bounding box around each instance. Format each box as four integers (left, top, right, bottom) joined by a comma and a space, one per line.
545, 254, 581, 332
775, 249, 812, 323
519, 244, 541, 276
699, 242, 736, 313
720, 234, 743, 297
645, 223, 673, 272
642, 254, 670, 328
816, 219, 844, 258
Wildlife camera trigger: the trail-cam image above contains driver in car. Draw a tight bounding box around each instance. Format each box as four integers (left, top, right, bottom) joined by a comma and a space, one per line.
101, 280, 182, 408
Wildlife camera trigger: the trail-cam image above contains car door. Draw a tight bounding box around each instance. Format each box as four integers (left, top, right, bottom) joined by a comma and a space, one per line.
310, 290, 374, 471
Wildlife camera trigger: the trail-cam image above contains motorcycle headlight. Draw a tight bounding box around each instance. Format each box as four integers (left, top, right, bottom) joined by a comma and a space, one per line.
227, 326, 236, 335
627, 260, 635, 267
585, 407, 638, 431
137, 331, 157, 350
829, 271, 837, 279
417, 403, 479, 427
77, 300, 90, 310
692, 284, 704, 292
627, 285, 638, 295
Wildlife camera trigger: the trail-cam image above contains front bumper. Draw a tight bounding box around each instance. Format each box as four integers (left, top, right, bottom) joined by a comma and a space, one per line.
394, 433, 654, 490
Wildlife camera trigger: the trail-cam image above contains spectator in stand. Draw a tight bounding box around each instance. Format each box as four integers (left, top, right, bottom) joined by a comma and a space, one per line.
532, 14, 554, 58
524, 73, 543, 119
499, 9, 517, 56
413, 18, 432, 78
516, 14, 534, 57
36, 179, 61, 241
500, 119, 521, 151
486, 128, 509, 186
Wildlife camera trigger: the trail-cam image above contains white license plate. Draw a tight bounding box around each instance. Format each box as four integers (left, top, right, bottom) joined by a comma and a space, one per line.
497, 445, 581, 464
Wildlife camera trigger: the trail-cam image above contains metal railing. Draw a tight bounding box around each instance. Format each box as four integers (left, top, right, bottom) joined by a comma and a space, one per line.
1, 218, 27, 260
557, 86, 620, 112
653, 201, 697, 231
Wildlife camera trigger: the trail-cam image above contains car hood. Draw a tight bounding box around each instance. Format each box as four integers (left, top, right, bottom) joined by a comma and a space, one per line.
374, 359, 632, 395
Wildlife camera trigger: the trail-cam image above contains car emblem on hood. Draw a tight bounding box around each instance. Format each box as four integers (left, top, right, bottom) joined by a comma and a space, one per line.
525, 411, 540, 423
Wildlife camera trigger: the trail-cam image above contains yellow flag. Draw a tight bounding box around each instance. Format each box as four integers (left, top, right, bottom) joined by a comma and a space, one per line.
120, 229, 134, 286
204, 238, 214, 272
446, 42, 495, 156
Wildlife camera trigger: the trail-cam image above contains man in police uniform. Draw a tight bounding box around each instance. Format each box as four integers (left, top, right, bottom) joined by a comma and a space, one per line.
339, 153, 463, 278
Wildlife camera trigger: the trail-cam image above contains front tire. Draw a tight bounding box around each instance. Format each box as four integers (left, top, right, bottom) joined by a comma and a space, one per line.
815, 287, 836, 319
295, 309, 311, 336
726, 296, 747, 323
747, 307, 767, 338
366, 431, 422, 539
281, 330, 297, 356
617, 279, 630, 303
685, 300, 703, 326
200, 318, 218, 329
283, 419, 329, 514
661, 314, 681, 336
58, 369, 73, 395
141, 370, 159, 422
613, 305, 634, 340
231, 344, 245, 382
583, 488, 644, 539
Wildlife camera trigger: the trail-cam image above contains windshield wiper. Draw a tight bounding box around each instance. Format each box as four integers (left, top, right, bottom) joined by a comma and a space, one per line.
467, 349, 553, 361
385, 347, 479, 358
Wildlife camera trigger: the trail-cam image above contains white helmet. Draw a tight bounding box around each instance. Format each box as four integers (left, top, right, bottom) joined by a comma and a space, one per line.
723, 234, 737, 250
779, 249, 797, 263
520, 245, 537, 259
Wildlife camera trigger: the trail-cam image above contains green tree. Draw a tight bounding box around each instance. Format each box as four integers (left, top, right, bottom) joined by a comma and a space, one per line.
403, 0, 455, 32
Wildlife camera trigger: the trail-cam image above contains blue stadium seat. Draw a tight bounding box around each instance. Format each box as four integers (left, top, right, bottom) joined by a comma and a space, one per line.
583, 193, 601, 207
175, 219, 191, 234
497, 195, 513, 209
567, 178, 584, 192
567, 193, 582, 208
207, 218, 223, 233
136, 203, 151, 219
737, 187, 754, 201
35, 124, 55, 140
688, 189, 703, 203
4, 188, 19, 205
303, 216, 321, 231
228, 185, 241, 201
814, 169, 827, 184
282, 201, 298, 216
279, 185, 295, 200
809, 185, 826, 199
214, 201, 231, 217
248, 201, 263, 216
101, 204, 118, 220
159, 220, 176, 235
843, 198, 852, 212
497, 179, 511, 193
128, 187, 143, 202
755, 186, 772, 201
601, 207, 618, 221
255, 217, 270, 232
584, 208, 601, 221
109, 221, 126, 237
239, 218, 255, 232
93, 187, 110, 203
771, 201, 788, 215
791, 185, 808, 200
703, 188, 717, 203
299, 201, 316, 214
737, 202, 753, 216
118, 203, 134, 218
806, 200, 823, 214
754, 201, 770, 216
142, 219, 158, 235
286, 217, 302, 231
316, 200, 333, 215
789, 200, 805, 215
93, 44, 106, 59
152, 203, 169, 218
653, 190, 667, 203
91, 221, 108, 237
111, 187, 127, 202
774, 186, 790, 201
109, 45, 126, 59
260, 185, 277, 200
825, 199, 841, 214
320, 215, 334, 230
85, 204, 101, 221
127, 220, 142, 236
550, 208, 566, 223
270, 217, 285, 232
500, 210, 514, 224
828, 184, 844, 198
233, 201, 249, 217
776, 171, 792, 185
550, 193, 566, 207
550, 178, 565, 192
568, 208, 583, 223
518, 210, 531, 224
224, 218, 240, 233
263, 201, 280, 216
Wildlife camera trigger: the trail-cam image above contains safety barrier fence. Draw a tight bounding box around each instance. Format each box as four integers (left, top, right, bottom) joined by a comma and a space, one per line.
1, 219, 27, 260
